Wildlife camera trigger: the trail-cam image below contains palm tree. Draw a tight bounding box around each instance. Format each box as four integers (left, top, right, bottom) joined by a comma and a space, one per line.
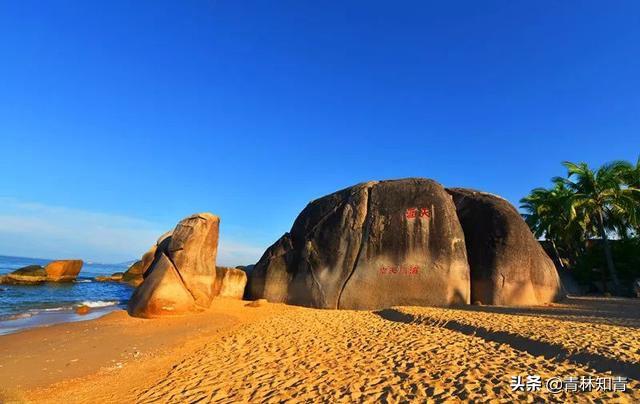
617, 156, 640, 236
557, 161, 637, 294
621, 156, 640, 189
520, 181, 575, 269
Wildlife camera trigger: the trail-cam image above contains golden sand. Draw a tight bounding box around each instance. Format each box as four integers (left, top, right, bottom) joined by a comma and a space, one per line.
1, 297, 639, 403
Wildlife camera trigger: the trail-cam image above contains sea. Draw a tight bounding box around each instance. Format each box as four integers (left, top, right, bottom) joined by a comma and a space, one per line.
0, 254, 135, 335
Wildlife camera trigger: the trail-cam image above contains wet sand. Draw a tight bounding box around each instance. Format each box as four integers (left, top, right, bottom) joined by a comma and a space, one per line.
1, 297, 639, 403
0, 306, 121, 336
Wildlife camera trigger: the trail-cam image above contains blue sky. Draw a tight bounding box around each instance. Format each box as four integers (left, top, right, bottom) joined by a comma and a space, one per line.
0, 1, 639, 264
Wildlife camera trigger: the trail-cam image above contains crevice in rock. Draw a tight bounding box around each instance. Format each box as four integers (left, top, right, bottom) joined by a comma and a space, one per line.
337, 184, 374, 309
306, 200, 348, 239
304, 252, 327, 308
164, 252, 199, 305
303, 201, 349, 308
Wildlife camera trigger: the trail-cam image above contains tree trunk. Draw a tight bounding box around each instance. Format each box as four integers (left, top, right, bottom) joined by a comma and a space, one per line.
598, 210, 621, 295
549, 239, 565, 270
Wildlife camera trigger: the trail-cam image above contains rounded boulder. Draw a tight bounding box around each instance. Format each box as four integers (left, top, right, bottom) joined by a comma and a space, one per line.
248, 178, 471, 310
447, 188, 563, 305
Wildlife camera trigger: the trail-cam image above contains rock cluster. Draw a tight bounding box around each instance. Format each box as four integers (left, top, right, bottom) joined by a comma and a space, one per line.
124, 232, 173, 285
127, 213, 247, 318
247, 178, 563, 309
0, 260, 84, 284
94, 232, 172, 286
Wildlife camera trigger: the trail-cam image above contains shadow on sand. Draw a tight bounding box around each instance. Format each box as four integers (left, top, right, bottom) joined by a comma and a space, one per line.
455, 296, 640, 329
374, 306, 640, 381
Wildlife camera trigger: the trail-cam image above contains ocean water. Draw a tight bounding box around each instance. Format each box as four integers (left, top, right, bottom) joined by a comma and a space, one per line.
0, 255, 135, 335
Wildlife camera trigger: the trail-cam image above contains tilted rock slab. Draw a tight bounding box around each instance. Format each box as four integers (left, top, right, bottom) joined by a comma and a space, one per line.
128, 213, 220, 318
248, 178, 471, 310
44, 260, 83, 282
447, 188, 563, 305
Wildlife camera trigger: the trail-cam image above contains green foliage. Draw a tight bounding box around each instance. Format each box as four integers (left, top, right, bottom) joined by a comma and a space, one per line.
520, 157, 640, 295
574, 239, 640, 289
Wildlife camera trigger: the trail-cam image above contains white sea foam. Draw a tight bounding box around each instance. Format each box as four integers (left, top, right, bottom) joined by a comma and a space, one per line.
79, 300, 119, 308
0, 312, 33, 321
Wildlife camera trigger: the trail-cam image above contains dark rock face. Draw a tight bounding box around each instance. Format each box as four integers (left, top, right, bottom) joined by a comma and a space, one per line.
236, 264, 255, 275
446, 188, 563, 305
248, 179, 471, 309
246, 235, 295, 303
0, 265, 47, 284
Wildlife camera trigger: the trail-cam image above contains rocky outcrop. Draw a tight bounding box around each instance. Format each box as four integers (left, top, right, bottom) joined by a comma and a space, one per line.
122, 232, 172, 286
44, 260, 83, 282
95, 272, 124, 282
121, 260, 146, 285
447, 188, 563, 305
248, 179, 471, 310
128, 213, 220, 318
0, 265, 48, 284
248, 179, 563, 310
93, 232, 174, 286
214, 267, 248, 299
75, 305, 91, 315
0, 261, 83, 284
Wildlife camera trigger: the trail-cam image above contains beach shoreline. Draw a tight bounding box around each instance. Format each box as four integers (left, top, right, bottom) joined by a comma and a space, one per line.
0, 298, 290, 403
0, 305, 122, 336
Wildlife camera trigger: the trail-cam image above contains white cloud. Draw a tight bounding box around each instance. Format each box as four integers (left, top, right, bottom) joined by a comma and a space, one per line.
0, 197, 266, 266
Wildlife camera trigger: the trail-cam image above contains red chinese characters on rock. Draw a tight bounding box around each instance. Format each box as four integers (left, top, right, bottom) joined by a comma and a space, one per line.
405, 207, 431, 219
378, 265, 420, 276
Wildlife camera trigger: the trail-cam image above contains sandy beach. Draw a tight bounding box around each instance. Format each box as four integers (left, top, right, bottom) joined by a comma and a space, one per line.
0, 296, 638, 403
3, 1, 639, 402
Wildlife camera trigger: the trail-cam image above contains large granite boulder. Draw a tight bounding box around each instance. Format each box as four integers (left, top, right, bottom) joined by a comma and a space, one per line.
128, 213, 220, 318
248, 179, 471, 309
214, 267, 248, 299
45, 260, 83, 282
447, 188, 563, 305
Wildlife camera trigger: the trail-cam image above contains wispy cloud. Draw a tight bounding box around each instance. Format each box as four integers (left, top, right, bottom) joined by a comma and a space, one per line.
217, 240, 264, 267
0, 197, 164, 263
0, 198, 266, 265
